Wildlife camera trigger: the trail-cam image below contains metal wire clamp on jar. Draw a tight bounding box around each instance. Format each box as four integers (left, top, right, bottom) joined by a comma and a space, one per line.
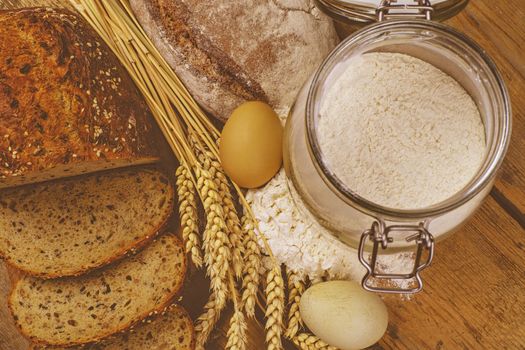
283, 0, 511, 293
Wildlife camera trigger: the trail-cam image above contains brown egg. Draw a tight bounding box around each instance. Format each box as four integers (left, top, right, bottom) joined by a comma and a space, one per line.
220, 101, 283, 189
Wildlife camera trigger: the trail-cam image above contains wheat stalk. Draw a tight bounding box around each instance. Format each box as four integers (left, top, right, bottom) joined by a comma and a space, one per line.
192, 136, 244, 279
240, 214, 262, 318
225, 272, 248, 350
284, 271, 305, 339
176, 165, 203, 267
214, 162, 245, 278
196, 166, 231, 310
225, 308, 248, 350
73, 2, 286, 349
292, 333, 339, 350
235, 191, 286, 350
194, 293, 222, 350
265, 264, 285, 350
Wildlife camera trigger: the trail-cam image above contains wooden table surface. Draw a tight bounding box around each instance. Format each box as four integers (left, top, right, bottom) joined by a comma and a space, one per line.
0, 1, 524, 349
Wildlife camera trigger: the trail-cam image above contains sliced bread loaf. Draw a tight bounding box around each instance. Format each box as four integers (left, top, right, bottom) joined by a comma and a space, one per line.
0, 8, 160, 188
0, 167, 174, 278
9, 234, 186, 347
32, 304, 195, 350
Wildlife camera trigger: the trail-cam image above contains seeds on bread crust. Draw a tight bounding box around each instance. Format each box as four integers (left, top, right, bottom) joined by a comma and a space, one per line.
0, 8, 159, 188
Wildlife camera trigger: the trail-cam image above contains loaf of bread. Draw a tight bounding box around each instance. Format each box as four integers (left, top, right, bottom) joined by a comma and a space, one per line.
0, 167, 174, 278
10, 234, 186, 347
130, 0, 339, 120
0, 8, 159, 189
31, 304, 195, 350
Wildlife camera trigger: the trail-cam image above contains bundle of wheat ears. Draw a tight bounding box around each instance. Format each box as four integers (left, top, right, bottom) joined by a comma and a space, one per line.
72, 1, 332, 349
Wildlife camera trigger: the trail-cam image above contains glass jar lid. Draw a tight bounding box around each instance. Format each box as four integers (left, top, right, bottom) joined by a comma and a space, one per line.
315, 0, 469, 24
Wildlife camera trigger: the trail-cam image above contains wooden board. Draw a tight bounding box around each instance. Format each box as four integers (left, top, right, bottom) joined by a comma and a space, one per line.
1, 1, 524, 349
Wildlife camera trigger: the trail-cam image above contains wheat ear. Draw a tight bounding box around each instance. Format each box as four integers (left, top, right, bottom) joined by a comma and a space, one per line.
265, 264, 285, 350
192, 135, 244, 279
235, 195, 285, 349
194, 293, 222, 350
225, 308, 248, 350
198, 141, 244, 278
196, 165, 231, 309
213, 162, 245, 278
225, 272, 248, 350
240, 214, 262, 317
175, 165, 203, 267
284, 271, 305, 339
292, 333, 339, 350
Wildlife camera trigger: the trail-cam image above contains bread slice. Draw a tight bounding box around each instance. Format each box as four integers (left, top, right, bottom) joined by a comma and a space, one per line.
0, 8, 160, 189
31, 304, 195, 350
0, 167, 174, 278
9, 234, 186, 347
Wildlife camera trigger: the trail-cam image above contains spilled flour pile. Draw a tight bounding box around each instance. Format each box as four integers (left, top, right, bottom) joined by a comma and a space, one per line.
247, 170, 415, 283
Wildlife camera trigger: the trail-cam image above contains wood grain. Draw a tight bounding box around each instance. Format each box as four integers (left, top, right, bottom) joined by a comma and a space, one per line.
0, 0, 524, 350
379, 197, 525, 349
446, 1, 525, 216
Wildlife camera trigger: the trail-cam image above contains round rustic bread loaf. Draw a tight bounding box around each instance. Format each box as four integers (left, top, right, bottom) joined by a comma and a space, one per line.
0, 8, 159, 189
130, 0, 339, 120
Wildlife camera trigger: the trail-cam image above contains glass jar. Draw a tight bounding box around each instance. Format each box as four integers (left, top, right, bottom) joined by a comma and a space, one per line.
283, 3, 511, 293
315, 0, 469, 35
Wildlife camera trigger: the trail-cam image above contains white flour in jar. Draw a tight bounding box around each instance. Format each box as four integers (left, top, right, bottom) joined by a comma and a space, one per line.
318, 52, 485, 209
247, 52, 484, 286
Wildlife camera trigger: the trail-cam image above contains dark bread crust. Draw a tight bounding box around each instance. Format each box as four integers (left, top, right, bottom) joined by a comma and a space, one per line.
0, 8, 159, 188
144, 0, 268, 103
8, 234, 188, 347
130, 0, 339, 121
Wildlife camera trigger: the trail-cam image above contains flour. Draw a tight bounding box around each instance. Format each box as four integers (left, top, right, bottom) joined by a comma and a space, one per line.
247, 52, 484, 288
318, 52, 485, 209
247, 170, 415, 284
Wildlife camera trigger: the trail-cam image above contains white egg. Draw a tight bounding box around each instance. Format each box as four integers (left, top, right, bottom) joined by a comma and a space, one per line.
300, 281, 388, 350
